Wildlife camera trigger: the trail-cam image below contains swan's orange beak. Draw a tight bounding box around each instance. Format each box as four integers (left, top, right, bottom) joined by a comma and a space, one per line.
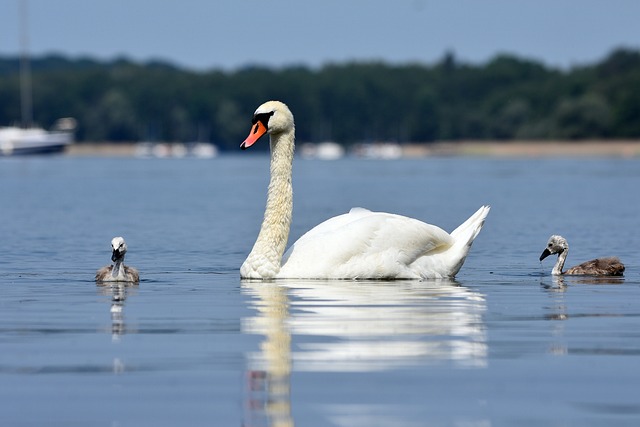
240, 121, 268, 150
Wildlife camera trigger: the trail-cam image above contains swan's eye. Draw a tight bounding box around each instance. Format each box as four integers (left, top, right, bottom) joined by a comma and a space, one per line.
252, 111, 275, 126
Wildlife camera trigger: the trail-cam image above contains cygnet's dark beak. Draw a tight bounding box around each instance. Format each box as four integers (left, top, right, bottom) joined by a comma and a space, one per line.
539, 248, 551, 261
111, 249, 123, 262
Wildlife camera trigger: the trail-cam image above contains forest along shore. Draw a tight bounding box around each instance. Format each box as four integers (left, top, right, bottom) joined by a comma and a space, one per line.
66, 141, 640, 158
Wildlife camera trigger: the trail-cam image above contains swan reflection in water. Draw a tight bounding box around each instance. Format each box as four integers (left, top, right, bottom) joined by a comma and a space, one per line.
241, 279, 487, 426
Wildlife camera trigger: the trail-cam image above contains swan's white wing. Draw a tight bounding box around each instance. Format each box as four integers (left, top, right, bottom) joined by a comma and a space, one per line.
279, 208, 454, 279
288, 207, 373, 246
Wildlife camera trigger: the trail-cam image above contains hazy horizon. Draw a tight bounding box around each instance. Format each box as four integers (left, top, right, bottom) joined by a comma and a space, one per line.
1, 1, 638, 72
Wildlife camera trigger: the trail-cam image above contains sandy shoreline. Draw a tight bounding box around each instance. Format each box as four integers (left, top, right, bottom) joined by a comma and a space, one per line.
415, 140, 640, 157
67, 140, 640, 158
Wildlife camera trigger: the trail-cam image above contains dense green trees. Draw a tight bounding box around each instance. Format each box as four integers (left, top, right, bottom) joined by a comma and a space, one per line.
1, 48, 639, 150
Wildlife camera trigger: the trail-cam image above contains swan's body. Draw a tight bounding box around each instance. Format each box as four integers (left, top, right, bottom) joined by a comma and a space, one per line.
539, 235, 624, 276
96, 237, 140, 283
239, 100, 490, 280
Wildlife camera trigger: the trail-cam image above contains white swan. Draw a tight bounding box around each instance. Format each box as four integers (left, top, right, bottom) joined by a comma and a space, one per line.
96, 237, 140, 283
239, 100, 490, 280
539, 235, 625, 276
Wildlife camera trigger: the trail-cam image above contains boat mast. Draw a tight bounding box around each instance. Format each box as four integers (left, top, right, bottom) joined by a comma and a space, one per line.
19, 0, 33, 128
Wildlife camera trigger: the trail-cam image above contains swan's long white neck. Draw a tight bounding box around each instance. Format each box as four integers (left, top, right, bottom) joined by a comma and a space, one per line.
553, 249, 567, 275
242, 128, 295, 279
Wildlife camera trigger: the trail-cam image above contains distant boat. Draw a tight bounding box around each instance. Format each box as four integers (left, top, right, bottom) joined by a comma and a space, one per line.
134, 141, 218, 159
0, 0, 75, 156
352, 142, 403, 159
299, 141, 345, 160
0, 119, 76, 156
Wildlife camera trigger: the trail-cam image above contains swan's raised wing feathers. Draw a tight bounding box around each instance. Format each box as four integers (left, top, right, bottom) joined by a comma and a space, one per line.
280, 209, 453, 279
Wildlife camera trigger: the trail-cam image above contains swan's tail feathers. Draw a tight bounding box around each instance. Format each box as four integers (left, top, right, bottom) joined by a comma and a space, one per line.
443, 205, 490, 277
451, 205, 490, 246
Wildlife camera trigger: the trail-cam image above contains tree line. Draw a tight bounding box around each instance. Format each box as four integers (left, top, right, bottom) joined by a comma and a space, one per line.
1, 48, 639, 150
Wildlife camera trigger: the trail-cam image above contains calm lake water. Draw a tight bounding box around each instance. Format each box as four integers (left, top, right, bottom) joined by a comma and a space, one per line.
1, 154, 639, 427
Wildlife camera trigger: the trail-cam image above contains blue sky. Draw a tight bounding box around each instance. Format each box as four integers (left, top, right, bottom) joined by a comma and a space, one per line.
2, 0, 639, 71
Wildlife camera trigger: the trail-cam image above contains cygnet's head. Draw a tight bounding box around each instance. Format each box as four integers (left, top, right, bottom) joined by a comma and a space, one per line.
540, 235, 568, 261
240, 100, 294, 150
111, 236, 128, 262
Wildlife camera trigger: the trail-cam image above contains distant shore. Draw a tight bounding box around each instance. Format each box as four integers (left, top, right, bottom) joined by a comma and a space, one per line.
67, 140, 640, 158
407, 140, 640, 157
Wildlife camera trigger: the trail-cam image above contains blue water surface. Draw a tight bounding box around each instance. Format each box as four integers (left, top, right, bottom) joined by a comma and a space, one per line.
1, 155, 639, 427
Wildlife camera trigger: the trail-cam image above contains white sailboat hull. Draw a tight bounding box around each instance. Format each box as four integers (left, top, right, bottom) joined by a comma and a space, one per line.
0, 126, 73, 156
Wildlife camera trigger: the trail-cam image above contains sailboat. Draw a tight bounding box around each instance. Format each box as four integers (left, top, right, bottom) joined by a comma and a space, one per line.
0, 119, 76, 156
0, 0, 75, 156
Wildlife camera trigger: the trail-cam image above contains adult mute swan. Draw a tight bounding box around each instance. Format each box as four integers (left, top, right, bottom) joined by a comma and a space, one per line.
539, 235, 625, 276
240, 100, 490, 280
96, 237, 140, 283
